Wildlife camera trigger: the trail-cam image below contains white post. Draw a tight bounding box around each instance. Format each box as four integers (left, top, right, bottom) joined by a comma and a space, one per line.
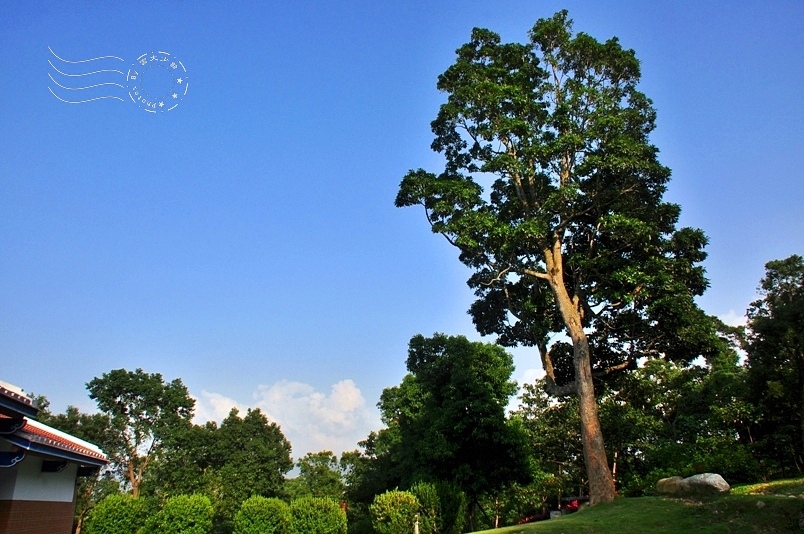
414, 514, 420, 534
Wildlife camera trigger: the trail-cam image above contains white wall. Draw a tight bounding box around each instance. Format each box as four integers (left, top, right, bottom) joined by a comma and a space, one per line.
3, 454, 77, 503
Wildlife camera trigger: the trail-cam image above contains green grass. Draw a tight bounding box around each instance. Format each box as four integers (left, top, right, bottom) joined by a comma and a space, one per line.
469, 478, 804, 534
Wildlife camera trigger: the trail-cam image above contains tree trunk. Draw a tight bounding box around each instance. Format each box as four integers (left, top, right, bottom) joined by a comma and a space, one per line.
545, 240, 616, 504
572, 333, 617, 504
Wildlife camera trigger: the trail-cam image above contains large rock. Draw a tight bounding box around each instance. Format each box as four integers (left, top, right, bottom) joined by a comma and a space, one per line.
683, 473, 730, 495
656, 476, 686, 495
656, 473, 730, 496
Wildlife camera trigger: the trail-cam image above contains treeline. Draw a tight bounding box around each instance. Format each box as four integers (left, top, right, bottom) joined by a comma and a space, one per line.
39, 254, 804, 533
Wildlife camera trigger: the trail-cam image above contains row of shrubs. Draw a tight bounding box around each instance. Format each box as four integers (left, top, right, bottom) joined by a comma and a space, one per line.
84, 494, 346, 534
84, 481, 466, 534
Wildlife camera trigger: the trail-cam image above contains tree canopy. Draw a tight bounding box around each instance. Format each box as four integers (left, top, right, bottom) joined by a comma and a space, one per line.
286, 450, 345, 501
745, 255, 804, 474
396, 10, 717, 503
87, 368, 195, 498
380, 334, 529, 502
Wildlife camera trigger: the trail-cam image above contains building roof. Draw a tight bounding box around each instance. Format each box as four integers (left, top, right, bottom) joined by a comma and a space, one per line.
9, 417, 108, 466
0, 380, 38, 419
0, 379, 108, 467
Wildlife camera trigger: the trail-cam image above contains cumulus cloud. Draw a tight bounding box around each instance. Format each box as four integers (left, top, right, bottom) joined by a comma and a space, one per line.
719, 309, 747, 327
192, 390, 249, 423
192, 379, 381, 461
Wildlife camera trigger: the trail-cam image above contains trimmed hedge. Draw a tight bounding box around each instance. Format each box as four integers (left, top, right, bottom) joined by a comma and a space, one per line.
370, 490, 420, 534
142, 494, 214, 534
234, 496, 292, 534
84, 494, 150, 534
290, 496, 347, 534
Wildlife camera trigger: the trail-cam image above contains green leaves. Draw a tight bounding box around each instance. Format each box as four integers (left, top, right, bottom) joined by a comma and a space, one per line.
380, 334, 529, 498
86, 369, 195, 497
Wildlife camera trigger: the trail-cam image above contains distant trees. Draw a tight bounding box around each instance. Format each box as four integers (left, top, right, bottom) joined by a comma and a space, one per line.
286, 451, 345, 501
47, 252, 804, 533
744, 255, 804, 476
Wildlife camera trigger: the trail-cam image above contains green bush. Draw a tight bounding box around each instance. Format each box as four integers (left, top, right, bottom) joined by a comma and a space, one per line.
409, 483, 439, 534
142, 494, 214, 534
434, 482, 467, 534
84, 494, 150, 534
290, 496, 347, 534
234, 496, 292, 534
370, 490, 419, 534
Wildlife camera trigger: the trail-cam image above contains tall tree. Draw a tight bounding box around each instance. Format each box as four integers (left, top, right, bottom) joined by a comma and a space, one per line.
745, 255, 804, 474
396, 11, 716, 503
86, 368, 195, 497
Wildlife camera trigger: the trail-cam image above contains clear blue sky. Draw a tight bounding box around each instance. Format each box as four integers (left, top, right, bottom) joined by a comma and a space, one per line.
1, 1, 801, 459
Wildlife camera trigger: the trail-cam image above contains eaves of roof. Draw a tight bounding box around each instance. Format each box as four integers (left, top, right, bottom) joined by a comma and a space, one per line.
1, 416, 108, 467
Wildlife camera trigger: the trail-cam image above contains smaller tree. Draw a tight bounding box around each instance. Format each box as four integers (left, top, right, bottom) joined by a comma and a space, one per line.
388, 334, 530, 501
86, 368, 194, 497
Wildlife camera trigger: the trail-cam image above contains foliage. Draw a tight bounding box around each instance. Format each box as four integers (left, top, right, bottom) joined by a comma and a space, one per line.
41, 405, 120, 532
210, 408, 294, 526
382, 334, 530, 499
744, 255, 804, 478
409, 482, 440, 534
433, 481, 468, 534
233, 496, 292, 534
288, 451, 345, 501
341, 432, 402, 507
370, 490, 420, 534
86, 368, 195, 497
83, 493, 151, 534
290, 496, 347, 534
396, 10, 718, 503
514, 334, 758, 500
144, 421, 218, 499
138, 406, 292, 530
141, 494, 214, 534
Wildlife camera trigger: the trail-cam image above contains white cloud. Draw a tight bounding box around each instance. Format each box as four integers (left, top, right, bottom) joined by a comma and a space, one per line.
192, 379, 381, 461
517, 367, 545, 386
192, 390, 248, 423
719, 309, 747, 327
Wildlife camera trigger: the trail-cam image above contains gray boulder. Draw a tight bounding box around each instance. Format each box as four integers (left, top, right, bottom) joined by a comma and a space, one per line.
656, 473, 730, 496
656, 476, 685, 495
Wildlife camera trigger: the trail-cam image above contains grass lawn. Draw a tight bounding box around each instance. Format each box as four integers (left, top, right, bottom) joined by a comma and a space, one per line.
469, 479, 804, 534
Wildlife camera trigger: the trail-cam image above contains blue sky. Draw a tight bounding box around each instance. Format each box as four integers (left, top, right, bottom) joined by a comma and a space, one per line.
1, 1, 801, 459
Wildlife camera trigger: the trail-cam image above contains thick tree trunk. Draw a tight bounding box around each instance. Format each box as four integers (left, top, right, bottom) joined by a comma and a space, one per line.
572, 333, 617, 504
545, 240, 616, 505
